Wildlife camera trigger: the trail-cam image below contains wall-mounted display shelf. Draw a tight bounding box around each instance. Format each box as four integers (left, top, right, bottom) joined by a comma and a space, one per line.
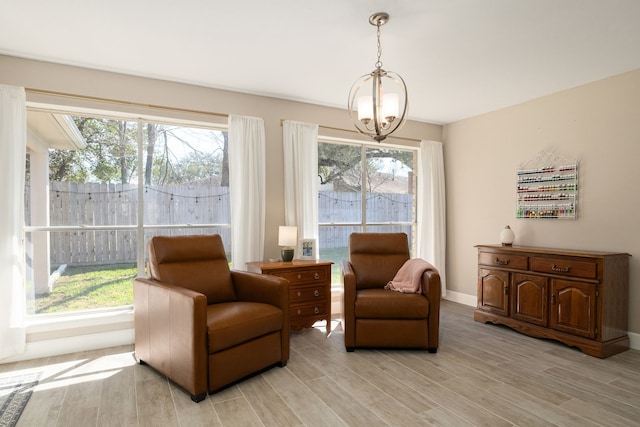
516, 163, 578, 219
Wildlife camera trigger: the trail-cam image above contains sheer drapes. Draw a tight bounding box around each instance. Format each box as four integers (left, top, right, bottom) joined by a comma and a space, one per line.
282, 121, 319, 258
228, 115, 266, 270
417, 140, 447, 296
0, 84, 27, 359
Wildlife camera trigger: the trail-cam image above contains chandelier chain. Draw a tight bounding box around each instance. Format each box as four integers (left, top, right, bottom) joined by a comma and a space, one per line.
375, 22, 383, 69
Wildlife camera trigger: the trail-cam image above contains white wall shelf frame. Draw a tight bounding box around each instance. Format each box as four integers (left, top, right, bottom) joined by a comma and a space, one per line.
516, 148, 578, 220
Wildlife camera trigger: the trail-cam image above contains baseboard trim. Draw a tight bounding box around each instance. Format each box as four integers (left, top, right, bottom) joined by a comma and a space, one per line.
629, 331, 640, 351
444, 290, 640, 352
443, 290, 476, 307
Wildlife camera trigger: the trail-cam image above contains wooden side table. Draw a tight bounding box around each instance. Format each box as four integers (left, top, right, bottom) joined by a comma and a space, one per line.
246, 260, 333, 333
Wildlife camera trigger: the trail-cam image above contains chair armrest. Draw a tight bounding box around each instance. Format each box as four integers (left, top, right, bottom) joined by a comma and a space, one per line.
134, 278, 208, 398
231, 270, 290, 362
420, 268, 441, 350
341, 260, 357, 348
232, 270, 289, 310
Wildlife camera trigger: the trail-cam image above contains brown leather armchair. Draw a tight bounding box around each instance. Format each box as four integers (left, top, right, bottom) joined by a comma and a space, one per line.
134, 234, 289, 402
341, 232, 441, 352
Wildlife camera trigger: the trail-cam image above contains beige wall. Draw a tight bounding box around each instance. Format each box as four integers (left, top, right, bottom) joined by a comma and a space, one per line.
0, 54, 441, 263
5, 53, 638, 339
443, 68, 640, 336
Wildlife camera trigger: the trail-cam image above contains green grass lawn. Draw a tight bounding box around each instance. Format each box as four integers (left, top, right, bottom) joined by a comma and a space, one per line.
35, 247, 349, 315
36, 263, 137, 314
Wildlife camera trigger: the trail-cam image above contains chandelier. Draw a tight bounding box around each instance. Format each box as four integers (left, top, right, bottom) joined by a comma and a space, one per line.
348, 12, 408, 142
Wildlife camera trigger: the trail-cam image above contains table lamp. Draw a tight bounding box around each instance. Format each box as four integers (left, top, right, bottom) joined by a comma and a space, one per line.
278, 226, 297, 262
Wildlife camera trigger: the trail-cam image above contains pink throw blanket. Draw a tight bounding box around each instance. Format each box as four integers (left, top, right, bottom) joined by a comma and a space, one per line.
385, 258, 434, 294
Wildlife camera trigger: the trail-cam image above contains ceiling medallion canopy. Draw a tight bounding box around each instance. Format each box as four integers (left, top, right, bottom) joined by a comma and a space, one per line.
348, 12, 408, 142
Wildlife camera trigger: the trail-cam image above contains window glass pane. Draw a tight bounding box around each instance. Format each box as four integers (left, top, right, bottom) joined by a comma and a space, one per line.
318, 142, 362, 224
49, 117, 139, 227
318, 225, 361, 288
365, 147, 414, 223
318, 140, 417, 287
143, 124, 229, 226
25, 230, 136, 315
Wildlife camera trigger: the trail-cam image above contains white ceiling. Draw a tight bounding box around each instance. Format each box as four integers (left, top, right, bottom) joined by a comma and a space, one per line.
2, 0, 640, 124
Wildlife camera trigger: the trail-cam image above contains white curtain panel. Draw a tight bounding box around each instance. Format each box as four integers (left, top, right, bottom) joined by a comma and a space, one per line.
417, 140, 447, 296
0, 85, 27, 359
282, 120, 319, 258
228, 115, 266, 270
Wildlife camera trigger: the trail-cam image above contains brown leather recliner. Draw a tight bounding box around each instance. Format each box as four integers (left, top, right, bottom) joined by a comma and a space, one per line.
134, 234, 289, 402
341, 232, 441, 352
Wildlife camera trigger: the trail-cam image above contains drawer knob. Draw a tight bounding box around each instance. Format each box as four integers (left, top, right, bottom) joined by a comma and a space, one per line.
297, 309, 301, 315
495, 257, 510, 265
314, 289, 320, 297
297, 274, 302, 279
314, 272, 320, 280
297, 291, 301, 297
314, 307, 319, 314
552, 264, 571, 273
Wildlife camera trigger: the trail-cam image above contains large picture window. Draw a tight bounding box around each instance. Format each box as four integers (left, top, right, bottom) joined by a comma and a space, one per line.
318, 140, 417, 285
25, 109, 229, 315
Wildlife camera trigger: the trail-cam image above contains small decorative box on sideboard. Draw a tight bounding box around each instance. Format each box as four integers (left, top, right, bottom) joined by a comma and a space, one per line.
474, 244, 630, 358
246, 260, 333, 333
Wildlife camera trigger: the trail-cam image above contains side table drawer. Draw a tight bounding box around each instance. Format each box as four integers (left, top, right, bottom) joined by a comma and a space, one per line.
273, 268, 328, 284
291, 284, 329, 303
291, 303, 327, 319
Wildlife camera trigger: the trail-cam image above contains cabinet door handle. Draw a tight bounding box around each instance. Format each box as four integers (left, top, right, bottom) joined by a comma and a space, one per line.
503, 284, 509, 295
551, 294, 557, 304
314, 272, 320, 280
551, 264, 571, 273
314, 307, 319, 314
495, 257, 510, 265
314, 289, 320, 297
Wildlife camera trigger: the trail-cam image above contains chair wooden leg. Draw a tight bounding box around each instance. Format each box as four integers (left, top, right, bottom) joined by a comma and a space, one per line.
191, 392, 206, 403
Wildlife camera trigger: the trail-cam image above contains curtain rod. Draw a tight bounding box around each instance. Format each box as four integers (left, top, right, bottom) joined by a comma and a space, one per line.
25, 88, 229, 119
279, 119, 421, 144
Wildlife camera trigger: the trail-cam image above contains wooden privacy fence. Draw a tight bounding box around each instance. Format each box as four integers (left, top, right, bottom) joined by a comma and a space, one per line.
27, 182, 412, 266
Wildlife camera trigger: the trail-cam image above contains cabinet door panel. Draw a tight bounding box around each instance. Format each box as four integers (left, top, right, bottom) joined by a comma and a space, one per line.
511, 273, 548, 326
550, 280, 597, 338
478, 269, 509, 316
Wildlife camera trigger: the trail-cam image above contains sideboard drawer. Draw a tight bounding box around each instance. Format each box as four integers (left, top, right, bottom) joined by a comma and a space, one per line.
478, 251, 528, 269
530, 257, 597, 279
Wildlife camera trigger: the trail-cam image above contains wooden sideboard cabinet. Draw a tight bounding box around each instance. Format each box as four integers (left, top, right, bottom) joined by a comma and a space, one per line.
474, 244, 630, 358
246, 260, 333, 333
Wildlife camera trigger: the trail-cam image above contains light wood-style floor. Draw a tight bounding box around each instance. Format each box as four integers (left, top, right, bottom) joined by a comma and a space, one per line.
3, 301, 640, 426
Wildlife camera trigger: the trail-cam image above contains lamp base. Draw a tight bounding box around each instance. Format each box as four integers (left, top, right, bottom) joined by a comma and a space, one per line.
281, 248, 294, 262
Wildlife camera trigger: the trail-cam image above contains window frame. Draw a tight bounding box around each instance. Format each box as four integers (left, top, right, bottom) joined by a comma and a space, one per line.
24, 104, 230, 320
317, 135, 418, 276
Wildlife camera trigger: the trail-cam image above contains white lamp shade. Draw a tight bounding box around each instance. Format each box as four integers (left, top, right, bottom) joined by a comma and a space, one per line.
357, 96, 373, 121
382, 93, 400, 119
278, 226, 298, 247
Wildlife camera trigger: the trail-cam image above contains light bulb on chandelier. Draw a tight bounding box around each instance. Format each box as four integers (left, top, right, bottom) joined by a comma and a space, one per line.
348, 12, 408, 142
